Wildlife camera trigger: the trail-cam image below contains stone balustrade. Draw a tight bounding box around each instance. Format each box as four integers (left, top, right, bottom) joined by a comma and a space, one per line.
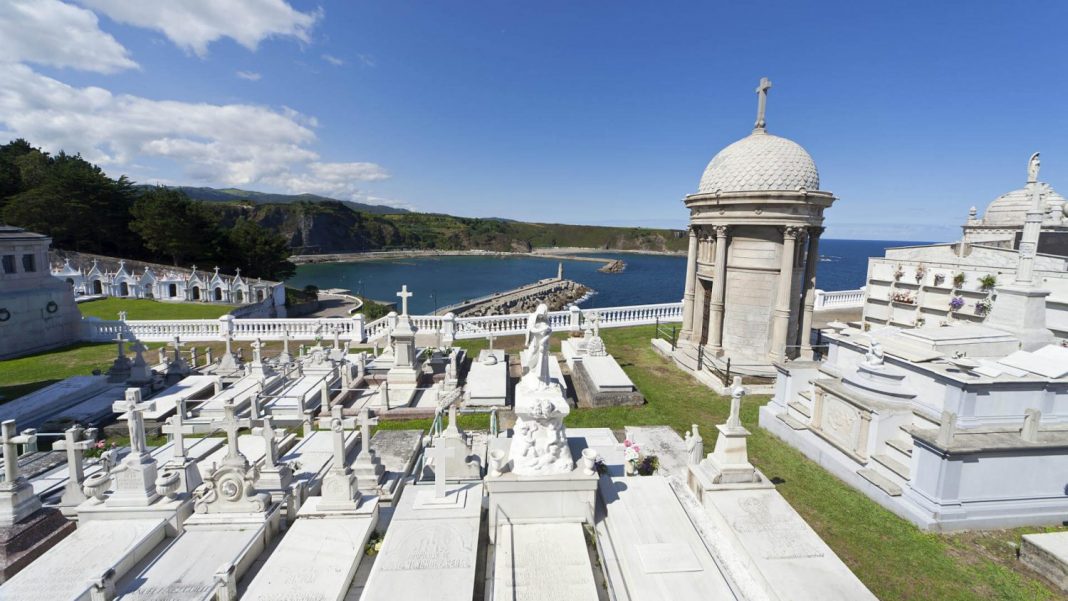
80, 301, 684, 344
814, 288, 866, 309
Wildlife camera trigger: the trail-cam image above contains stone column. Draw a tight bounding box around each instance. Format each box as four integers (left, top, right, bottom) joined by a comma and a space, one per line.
692, 276, 708, 345
707, 226, 730, 353
799, 227, 823, 360
679, 227, 700, 341
770, 226, 802, 363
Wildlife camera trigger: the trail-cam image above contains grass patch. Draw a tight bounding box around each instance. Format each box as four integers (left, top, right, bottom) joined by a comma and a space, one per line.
0, 341, 164, 400
77, 297, 236, 320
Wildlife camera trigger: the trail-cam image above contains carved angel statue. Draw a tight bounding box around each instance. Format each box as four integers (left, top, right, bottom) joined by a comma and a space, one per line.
520, 304, 553, 391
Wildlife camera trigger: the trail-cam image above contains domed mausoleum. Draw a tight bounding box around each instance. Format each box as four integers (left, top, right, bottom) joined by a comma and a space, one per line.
674, 79, 837, 381
962, 165, 1068, 254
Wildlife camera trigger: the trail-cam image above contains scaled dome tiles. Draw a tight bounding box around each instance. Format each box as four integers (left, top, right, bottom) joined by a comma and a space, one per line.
982, 183, 1067, 226
698, 132, 820, 195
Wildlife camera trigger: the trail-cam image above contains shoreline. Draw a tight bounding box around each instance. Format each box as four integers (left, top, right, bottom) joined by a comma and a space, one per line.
289, 247, 685, 266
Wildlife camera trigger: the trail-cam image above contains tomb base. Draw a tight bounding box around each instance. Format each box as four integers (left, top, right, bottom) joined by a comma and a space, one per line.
0, 507, 75, 583
0, 482, 41, 527
353, 454, 386, 494
77, 496, 192, 537
484, 469, 597, 543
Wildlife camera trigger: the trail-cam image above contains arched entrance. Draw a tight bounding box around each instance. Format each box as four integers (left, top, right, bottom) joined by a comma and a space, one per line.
214, 287, 223, 301
256, 290, 265, 302
169, 283, 177, 297
92, 280, 102, 295
192, 286, 201, 300
120, 282, 129, 297
234, 289, 244, 303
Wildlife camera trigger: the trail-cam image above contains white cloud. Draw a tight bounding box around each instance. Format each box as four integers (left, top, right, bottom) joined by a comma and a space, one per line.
0, 0, 137, 73
236, 70, 262, 81
357, 53, 376, 68
321, 53, 344, 66
0, 63, 391, 200
78, 0, 320, 57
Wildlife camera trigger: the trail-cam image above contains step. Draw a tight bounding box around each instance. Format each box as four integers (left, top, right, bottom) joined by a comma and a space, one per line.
776, 412, 808, 431
858, 468, 903, 497
787, 400, 812, 419
797, 389, 813, 402
872, 453, 910, 480
886, 438, 913, 458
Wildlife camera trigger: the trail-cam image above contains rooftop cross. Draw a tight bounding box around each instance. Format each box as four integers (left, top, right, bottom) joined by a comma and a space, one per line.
396, 285, 413, 316
754, 76, 772, 132
1, 420, 33, 485
330, 405, 357, 472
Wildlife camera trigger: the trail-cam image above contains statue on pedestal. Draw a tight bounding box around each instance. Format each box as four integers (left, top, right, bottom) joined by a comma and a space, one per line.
510, 304, 573, 475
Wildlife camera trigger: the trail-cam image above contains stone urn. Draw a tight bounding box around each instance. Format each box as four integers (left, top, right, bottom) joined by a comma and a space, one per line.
82, 471, 111, 504
488, 450, 507, 478
580, 448, 599, 476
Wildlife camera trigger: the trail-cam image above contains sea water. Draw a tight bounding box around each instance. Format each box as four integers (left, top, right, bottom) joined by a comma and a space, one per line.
286, 239, 921, 315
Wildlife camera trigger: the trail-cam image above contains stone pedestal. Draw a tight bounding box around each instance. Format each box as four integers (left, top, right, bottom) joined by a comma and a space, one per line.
509, 382, 574, 476
984, 284, 1055, 351
0, 482, 40, 528
105, 452, 160, 508
699, 423, 759, 485
484, 470, 597, 543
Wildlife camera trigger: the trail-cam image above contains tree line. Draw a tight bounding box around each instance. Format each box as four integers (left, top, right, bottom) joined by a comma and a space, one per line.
0, 139, 295, 281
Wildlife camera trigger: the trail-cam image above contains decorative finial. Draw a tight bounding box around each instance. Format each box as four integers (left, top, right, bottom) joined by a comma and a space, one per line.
1028, 152, 1040, 184
754, 77, 772, 132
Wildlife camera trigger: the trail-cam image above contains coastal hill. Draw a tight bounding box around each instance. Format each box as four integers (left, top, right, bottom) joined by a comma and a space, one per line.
0, 139, 685, 282
150, 186, 688, 255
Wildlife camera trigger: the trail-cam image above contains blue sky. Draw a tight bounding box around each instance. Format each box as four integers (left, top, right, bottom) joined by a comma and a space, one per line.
2, 1, 1066, 240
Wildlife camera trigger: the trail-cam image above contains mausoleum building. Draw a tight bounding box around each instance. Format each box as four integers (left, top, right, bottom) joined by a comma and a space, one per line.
675, 78, 837, 379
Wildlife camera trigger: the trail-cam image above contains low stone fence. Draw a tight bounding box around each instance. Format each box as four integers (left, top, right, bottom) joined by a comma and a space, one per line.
80, 301, 684, 345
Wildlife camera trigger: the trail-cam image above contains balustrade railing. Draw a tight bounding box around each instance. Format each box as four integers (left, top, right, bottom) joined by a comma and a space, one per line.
81, 301, 684, 344
814, 288, 867, 309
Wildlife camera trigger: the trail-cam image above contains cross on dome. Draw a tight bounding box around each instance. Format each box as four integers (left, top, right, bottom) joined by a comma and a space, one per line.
754, 77, 772, 132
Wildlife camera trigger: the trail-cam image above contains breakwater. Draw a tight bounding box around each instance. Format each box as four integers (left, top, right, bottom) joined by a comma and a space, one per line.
438, 277, 590, 317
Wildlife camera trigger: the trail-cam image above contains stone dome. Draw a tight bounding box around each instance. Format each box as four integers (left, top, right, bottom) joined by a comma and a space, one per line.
981, 182, 1066, 226
697, 131, 820, 194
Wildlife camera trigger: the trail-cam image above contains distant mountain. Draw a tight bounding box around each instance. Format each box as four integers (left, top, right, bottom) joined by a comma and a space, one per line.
134, 185, 409, 215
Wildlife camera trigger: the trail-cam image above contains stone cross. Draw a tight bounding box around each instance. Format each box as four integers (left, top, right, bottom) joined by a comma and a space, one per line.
427, 442, 456, 499
357, 408, 379, 460
112, 388, 151, 455
488, 333, 495, 351
114, 333, 127, 359
1, 420, 34, 486
162, 398, 191, 458
54, 425, 96, 504
728, 376, 745, 430
217, 401, 251, 464
171, 336, 183, 362
260, 416, 280, 468
279, 330, 292, 363
396, 285, 413, 316
754, 76, 772, 131
330, 405, 357, 472
158, 348, 167, 365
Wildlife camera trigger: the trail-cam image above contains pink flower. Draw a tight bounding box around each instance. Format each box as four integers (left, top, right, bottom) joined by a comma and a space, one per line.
95, 441, 105, 449
632, 445, 641, 454
623, 439, 632, 447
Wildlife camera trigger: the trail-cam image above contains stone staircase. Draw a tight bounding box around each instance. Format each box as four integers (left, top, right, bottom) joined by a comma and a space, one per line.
858, 424, 915, 497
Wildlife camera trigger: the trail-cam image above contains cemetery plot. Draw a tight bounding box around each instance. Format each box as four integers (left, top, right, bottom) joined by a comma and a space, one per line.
491, 522, 599, 601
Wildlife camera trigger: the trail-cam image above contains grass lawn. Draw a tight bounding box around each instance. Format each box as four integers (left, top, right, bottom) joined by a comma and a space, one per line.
77, 297, 236, 320
0, 342, 163, 400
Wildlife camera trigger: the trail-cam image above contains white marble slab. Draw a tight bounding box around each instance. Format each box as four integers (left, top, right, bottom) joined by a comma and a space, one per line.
701, 488, 877, 600
0, 375, 110, 425
999, 347, 1068, 379
119, 376, 217, 421
582, 355, 636, 392
114, 524, 267, 600
264, 372, 330, 420
465, 350, 508, 406
597, 476, 736, 600
282, 429, 357, 493
492, 522, 598, 601
359, 483, 481, 601
241, 501, 378, 601
0, 518, 168, 601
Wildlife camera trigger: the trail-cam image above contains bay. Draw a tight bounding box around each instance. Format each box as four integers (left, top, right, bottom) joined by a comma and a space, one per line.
286, 239, 919, 315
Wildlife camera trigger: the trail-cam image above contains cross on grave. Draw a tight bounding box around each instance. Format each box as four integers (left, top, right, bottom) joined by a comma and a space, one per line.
727, 375, 745, 430
754, 76, 772, 131
171, 336, 183, 361
54, 425, 97, 505
279, 330, 292, 363
251, 338, 264, 364
1, 420, 35, 487
216, 401, 252, 466
330, 405, 357, 473
488, 333, 495, 351
114, 333, 127, 360
161, 397, 196, 459
396, 285, 413, 316
357, 408, 379, 461
426, 442, 456, 499
258, 416, 281, 468
112, 389, 154, 456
